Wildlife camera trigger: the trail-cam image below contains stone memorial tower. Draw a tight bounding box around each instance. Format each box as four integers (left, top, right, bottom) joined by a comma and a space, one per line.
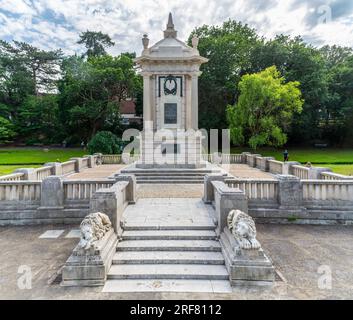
134, 13, 208, 168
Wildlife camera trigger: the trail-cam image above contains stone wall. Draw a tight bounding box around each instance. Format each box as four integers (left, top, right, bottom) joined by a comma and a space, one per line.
0, 176, 137, 226
205, 174, 353, 225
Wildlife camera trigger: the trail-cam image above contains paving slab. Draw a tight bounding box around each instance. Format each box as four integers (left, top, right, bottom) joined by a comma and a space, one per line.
102, 279, 232, 293
39, 230, 65, 239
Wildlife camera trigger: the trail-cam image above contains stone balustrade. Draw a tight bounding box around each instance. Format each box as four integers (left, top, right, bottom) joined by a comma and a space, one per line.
205, 174, 353, 225
321, 171, 353, 181
302, 180, 353, 204
0, 175, 135, 225
291, 165, 310, 180
268, 159, 283, 174
64, 180, 115, 201
0, 181, 41, 202
225, 178, 278, 202
0, 172, 25, 181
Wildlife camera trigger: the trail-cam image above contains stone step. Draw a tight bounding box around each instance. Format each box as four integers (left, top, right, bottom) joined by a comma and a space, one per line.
122, 230, 217, 240
112, 251, 225, 265
132, 172, 212, 176
107, 264, 229, 280
102, 279, 232, 293
136, 176, 205, 179
117, 240, 222, 252
137, 180, 204, 184
124, 225, 216, 231
121, 169, 218, 174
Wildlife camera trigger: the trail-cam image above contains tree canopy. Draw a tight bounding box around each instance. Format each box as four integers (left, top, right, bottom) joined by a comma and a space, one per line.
78, 31, 115, 58
227, 66, 303, 149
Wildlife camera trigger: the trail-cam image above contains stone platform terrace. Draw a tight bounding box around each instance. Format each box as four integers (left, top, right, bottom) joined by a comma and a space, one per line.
63, 164, 273, 181
1, 222, 352, 299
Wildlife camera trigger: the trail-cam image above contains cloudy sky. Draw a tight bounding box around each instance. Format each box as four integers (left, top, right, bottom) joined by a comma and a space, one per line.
0, 0, 352, 56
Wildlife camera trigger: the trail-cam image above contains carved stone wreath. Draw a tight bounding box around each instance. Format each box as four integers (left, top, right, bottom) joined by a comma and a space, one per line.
164, 75, 177, 95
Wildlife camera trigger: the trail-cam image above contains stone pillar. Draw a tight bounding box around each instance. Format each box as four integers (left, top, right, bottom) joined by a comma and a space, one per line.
70, 158, 83, 173
203, 174, 225, 204
87, 155, 96, 168
115, 174, 137, 204
283, 161, 300, 175
44, 162, 62, 176
40, 176, 64, 209
90, 181, 128, 236
186, 75, 193, 130
277, 175, 303, 211
241, 152, 251, 164
14, 168, 37, 180
191, 73, 200, 130
260, 157, 274, 172
212, 181, 248, 236
308, 167, 332, 179
143, 73, 152, 129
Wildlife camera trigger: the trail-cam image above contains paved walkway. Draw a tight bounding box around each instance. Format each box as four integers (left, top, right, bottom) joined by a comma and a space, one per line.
222, 164, 275, 179
1, 223, 353, 299
123, 198, 216, 229
65, 164, 126, 180
65, 163, 275, 181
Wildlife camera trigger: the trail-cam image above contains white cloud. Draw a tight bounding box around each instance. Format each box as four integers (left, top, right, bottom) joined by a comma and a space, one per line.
0, 0, 352, 55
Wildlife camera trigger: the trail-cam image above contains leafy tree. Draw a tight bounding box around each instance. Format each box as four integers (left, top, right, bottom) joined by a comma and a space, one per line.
188, 20, 260, 131
77, 31, 115, 58
227, 66, 303, 149
87, 131, 124, 154
18, 95, 61, 144
0, 116, 15, 143
0, 40, 63, 95
59, 53, 139, 142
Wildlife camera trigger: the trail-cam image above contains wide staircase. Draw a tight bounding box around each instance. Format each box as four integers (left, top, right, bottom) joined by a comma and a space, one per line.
119, 167, 226, 184
103, 199, 231, 293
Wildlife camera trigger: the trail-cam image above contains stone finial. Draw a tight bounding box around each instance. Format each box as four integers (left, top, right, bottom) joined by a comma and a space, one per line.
192, 36, 199, 49
164, 12, 177, 38
142, 34, 149, 49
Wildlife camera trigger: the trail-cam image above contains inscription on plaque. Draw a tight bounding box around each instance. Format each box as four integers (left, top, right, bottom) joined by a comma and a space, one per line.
164, 103, 177, 124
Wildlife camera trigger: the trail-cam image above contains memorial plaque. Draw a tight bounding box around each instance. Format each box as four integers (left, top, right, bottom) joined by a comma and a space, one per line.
164, 103, 177, 124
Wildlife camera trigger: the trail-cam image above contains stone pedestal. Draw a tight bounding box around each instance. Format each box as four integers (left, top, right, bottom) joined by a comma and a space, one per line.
61, 229, 118, 287
212, 181, 248, 236
203, 174, 225, 204
220, 227, 275, 286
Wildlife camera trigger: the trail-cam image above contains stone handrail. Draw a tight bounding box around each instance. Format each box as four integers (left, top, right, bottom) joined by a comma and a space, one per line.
35, 166, 53, 180
63, 180, 115, 201
102, 154, 122, 164
61, 160, 77, 175
0, 181, 41, 201
291, 165, 310, 180
320, 171, 353, 181
302, 180, 353, 203
0, 172, 25, 181
225, 178, 279, 201
268, 159, 283, 174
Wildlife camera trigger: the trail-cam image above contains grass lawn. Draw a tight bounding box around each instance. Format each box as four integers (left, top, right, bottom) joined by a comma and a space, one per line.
322, 164, 353, 176
230, 147, 353, 164
0, 147, 86, 176
0, 148, 86, 165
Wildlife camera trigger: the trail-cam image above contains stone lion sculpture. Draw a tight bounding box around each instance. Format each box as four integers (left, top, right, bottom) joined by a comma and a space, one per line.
227, 210, 261, 250
78, 212, 112, 250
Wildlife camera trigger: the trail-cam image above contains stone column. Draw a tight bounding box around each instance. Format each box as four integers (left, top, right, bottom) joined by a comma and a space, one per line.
191, 73, 200, 130
70, 158, 83, 173
40, 176, 64, 209
186, 75, 193, 130
277, 175, 303, 211
143, 73, 152, 129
